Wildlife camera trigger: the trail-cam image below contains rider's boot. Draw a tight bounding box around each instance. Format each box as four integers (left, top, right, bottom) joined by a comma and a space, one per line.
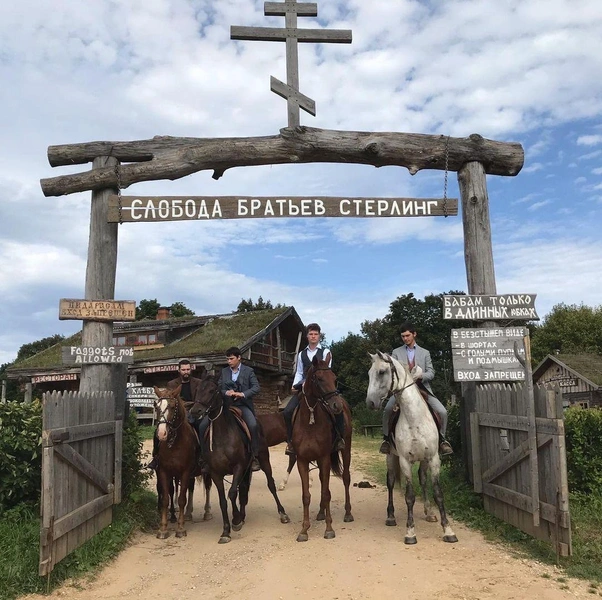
379, 435, 391, 455
439, 433, 453, 455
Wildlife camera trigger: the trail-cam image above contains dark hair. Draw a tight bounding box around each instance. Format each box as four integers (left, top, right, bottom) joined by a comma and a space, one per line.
178, 359, 192, 367
400, 322, 416, 335
225, 346, 242, 358
306, 323, 321, 334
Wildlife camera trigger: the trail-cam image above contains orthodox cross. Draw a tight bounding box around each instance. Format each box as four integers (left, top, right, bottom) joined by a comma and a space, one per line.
231, 1, 352, 127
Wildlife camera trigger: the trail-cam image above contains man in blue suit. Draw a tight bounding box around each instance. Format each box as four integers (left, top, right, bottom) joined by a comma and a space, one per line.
218, 346, 261, 471
380, 322, 453, 456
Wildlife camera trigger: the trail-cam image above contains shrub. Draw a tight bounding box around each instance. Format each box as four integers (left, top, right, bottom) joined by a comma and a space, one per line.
121, 409, 152, 498
0, 401, 42, 512
564, 406, 602, 496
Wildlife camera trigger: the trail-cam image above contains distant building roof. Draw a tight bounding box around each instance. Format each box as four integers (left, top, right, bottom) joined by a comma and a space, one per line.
532, 353, 602, 388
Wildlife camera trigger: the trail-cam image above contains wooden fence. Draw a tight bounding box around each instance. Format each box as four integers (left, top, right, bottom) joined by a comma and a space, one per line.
470, 383, 571, 556
40, 391, 121, 576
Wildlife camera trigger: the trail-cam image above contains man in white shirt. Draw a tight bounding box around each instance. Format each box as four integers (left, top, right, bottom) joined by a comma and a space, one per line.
283, 323, 345, 455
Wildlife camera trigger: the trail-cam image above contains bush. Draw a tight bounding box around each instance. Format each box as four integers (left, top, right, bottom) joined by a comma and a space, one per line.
0, 401, 42, 512
564, 406, 602, 495
446, 400, 462, 455
121, 409, 152, 499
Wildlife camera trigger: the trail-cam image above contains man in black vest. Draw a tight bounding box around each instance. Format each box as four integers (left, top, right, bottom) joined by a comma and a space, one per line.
283, 323, 345, 456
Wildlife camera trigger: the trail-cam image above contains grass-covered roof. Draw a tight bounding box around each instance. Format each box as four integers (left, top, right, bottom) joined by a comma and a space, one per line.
554, 353, 602, 387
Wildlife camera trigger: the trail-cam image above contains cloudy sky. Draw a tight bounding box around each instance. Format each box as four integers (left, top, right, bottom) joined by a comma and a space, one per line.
1, 0, 601, 364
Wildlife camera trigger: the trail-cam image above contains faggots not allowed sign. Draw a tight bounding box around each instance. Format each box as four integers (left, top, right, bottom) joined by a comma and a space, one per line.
59, 299, 136, 321
62, 346, 134, 365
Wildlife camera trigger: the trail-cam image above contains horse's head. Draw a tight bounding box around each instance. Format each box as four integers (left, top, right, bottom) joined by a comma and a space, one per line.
197, 375, 221, 414
154, 385, 182, 442
365, 350, 413, 410
304, 357, 344, 414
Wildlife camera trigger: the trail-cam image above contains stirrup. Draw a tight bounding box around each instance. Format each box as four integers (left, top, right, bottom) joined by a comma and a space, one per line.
379, 439, 391, 455
439, 440, 454, 455
251, 457, 261, 472
285, 442, 296, 456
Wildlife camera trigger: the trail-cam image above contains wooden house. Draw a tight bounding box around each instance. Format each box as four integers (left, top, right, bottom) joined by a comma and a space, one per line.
532, 353, 602, 409
6, 307, 305, 413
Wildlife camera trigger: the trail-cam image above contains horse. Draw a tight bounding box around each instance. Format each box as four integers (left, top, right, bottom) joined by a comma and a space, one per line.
365, 351, 458, 544
153, 385, 212, 539
199, 382, 290, 544
256, 411, 311, 491
292, 357, 353, 542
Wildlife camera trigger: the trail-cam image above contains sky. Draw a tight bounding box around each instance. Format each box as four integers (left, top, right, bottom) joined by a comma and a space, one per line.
1, 0, 602, 364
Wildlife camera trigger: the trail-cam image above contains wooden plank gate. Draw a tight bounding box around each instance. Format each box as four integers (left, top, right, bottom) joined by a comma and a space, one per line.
40, 391, 122, 576
470, 384, 571, 556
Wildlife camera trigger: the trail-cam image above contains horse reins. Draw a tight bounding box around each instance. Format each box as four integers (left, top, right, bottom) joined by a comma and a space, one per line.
380, 354, 416, 403
156, 394, 185, 448
302, 366, 342, 425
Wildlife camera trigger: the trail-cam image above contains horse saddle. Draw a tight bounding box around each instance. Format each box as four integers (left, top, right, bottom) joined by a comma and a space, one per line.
228, 406, 253, 443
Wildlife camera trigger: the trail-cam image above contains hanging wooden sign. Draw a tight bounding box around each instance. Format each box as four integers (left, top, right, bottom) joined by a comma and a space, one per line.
443, 294, 538, 320
61, 346, 135, 365
107, 195, 457, 222
59, 299, 136, 321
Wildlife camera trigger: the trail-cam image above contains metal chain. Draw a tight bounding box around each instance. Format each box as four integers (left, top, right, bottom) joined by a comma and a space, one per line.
443, 135, 450, 218
114, 163, 123, 225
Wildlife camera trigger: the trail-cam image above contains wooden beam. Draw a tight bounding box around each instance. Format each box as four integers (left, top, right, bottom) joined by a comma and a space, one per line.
41, 129, 525, 197
230, 26, 352, 43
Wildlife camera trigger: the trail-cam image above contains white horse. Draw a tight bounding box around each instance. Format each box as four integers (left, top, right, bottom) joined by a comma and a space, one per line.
366, 351, 457, 544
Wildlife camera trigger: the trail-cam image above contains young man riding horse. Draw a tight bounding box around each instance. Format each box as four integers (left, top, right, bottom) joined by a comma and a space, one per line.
197, 346, 262, 472
380, 322, 453, 456
147, 358, 206, 470
283, 323, 345, 456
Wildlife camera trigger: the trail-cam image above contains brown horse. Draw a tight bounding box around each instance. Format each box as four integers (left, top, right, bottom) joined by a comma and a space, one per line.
153, 385, 212, 539
199, 382, 290, 544
292, 357, 353, 541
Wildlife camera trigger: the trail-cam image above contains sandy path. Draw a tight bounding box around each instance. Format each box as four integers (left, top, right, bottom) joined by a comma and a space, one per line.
24, 441, 591, 600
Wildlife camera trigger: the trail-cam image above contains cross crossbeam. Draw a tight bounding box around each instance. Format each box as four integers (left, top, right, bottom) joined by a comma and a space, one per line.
231, 0, 352, 127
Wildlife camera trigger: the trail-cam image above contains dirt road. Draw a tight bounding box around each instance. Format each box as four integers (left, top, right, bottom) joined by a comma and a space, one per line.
25, 442, 590, 600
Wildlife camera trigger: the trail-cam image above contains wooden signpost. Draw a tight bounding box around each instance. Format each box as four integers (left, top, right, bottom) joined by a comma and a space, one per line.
59, 299, 136, 321
108, 196, 457, 222
62, 346, 134, 365
443, 294, 539, 320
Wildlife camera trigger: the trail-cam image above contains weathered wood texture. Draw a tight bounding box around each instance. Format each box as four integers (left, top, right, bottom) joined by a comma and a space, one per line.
40, 390, 119, 575
471, 384, 571, 556
41, 129, 524, 196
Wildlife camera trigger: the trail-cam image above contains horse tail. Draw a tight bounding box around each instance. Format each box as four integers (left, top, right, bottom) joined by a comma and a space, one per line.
330, 450, 343, 478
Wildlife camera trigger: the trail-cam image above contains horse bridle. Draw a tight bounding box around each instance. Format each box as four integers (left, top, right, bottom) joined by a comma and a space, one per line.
379, 353, 416, 403
156, 393, 185, 448
301, 366, 342, 425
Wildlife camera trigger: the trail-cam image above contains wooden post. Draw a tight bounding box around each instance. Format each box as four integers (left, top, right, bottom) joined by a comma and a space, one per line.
458, 161, 497, 485
1, 379, 6, 403
79, 156, 120, 395
24, 382, 33, 404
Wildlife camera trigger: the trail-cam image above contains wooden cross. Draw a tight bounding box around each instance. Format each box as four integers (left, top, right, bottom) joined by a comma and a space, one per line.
231, 1, 352, 127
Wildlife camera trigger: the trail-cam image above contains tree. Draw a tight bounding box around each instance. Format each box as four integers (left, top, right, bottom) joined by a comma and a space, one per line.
531, 303, 602, 364
16, 334, 65, 362
136, 299, 161, 320
236, 297, 285, 313
170, 302, 195, 318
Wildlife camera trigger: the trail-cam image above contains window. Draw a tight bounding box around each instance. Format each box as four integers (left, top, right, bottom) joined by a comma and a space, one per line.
113, 336, 126, 346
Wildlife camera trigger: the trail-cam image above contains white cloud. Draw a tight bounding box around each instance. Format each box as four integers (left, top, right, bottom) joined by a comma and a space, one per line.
577, 135, 602, 146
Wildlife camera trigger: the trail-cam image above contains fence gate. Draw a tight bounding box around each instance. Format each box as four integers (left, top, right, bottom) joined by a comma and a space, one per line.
40, 391, 122, 576
470, 384, 571, 556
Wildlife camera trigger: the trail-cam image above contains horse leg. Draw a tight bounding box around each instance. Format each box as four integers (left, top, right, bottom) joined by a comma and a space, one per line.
296, 458, 312, 542
234, 468, 252, 531
418, 461, 438, 523
213, 475, 231, 544
258, 446, 290, 523
156, 470, 171, 539
230, 466, 246, 532
175, 472, 190, 537
169, 478, 177, 523
385, 453, 397, 526
318, 456, 335, 539
278, 453, 297, 491
342, 432, 353, 523
399, 457, 417, 544
184, 476, 194, 522
429, 457, 458, 543
202, 473, 213, 521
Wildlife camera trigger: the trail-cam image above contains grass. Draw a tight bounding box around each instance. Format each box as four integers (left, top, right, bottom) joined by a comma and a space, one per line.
1, 491, 157, 600
352, 434, 602, 586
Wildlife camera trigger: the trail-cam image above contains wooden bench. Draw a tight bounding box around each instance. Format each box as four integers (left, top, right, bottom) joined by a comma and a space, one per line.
362, 424, 381, 437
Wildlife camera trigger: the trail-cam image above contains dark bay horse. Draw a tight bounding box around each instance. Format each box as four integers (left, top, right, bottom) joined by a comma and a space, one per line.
365, 352, 457, 544
200, 382, 290, 544
153, 385, 212, 539
292, 357, 353, 542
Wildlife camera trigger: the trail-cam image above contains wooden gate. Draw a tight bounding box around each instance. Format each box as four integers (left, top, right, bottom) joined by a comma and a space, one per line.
470, 384, 571, 556
40, 391, 122, 576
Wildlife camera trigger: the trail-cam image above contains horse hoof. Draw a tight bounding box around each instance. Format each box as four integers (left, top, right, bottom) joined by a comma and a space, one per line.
218, 536, 231, 544
385, 518, 397, 527
316, 511, 325, 521
156, 531, 170, 540
175, 530, 187, 538
232, 520, 245, 532
443, 534, 458, 543
344, 514, 354, 523
296, 533, 309, 542
404, 536, 417, 545
324, 530, 336, 540
280, 514, 291, 524
426, 515, 438, 523
203, 512, 213, 521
